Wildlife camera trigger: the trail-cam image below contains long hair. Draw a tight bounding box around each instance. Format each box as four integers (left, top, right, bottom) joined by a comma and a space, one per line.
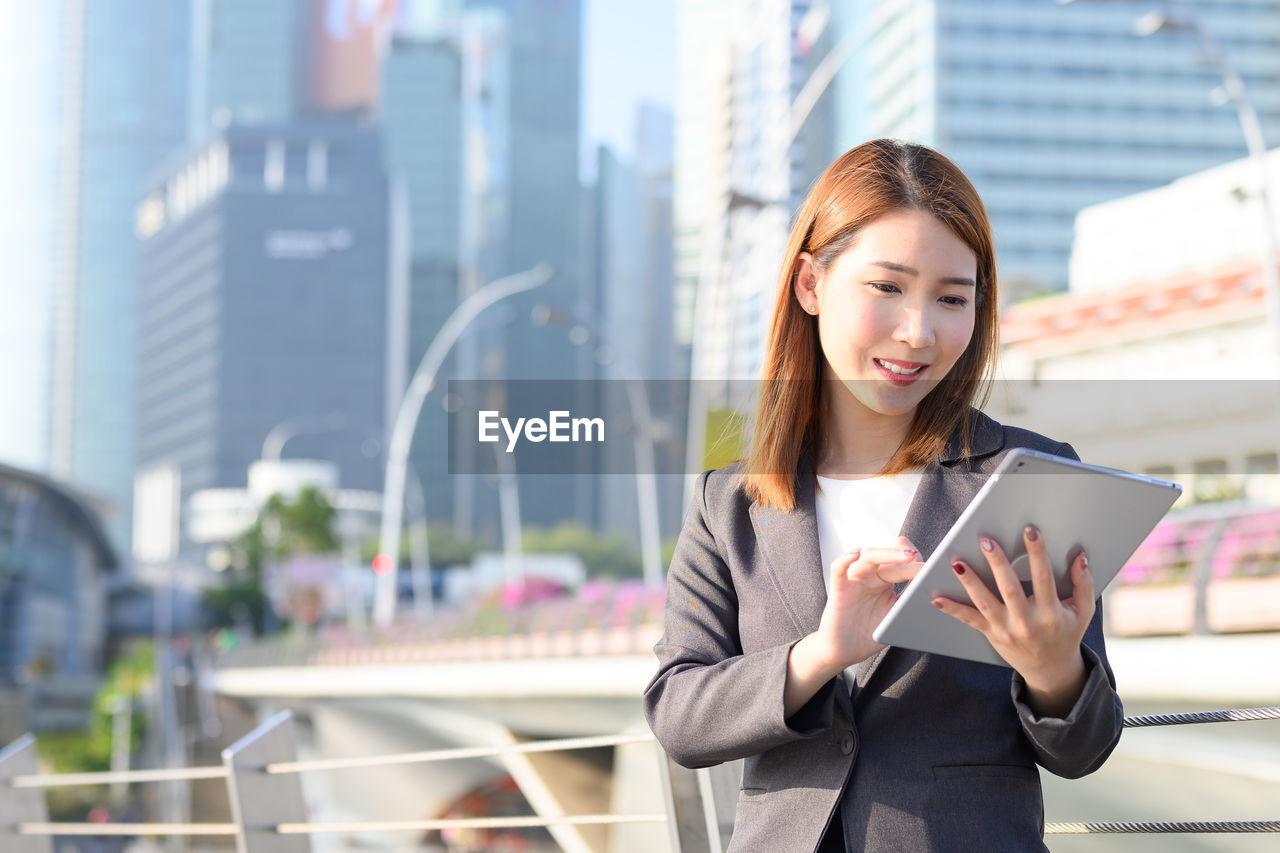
741, 139, 1000, 510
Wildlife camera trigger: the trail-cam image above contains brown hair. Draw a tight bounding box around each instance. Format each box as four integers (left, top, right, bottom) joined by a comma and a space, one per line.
740, 138, 1000, 510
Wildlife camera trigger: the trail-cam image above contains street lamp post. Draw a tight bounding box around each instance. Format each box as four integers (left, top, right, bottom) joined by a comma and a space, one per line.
373, 263, 554, 628
532, 304, 666, 587
260, 412, 348, 461
1132, 0, 1280, 369
1057, 0, 1280, 371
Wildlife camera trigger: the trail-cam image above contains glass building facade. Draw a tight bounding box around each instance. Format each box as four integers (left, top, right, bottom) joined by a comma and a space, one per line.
134, 124, 397, 558
832, 0, 1280, 294
0, 463, 117, 738
49, 0, 192, 554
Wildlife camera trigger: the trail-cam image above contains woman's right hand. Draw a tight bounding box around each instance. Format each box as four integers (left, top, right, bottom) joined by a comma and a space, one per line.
785, 537, 923, 718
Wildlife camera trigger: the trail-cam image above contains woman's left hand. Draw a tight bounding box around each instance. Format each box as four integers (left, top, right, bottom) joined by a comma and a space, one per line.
931, 524, 1093, 717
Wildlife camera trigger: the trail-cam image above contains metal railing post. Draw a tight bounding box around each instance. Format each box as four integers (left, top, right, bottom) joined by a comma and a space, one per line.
695, 760, 741, 853
0, 735, 52, 853
222, 711, 311, 853
655, 742, 738, 853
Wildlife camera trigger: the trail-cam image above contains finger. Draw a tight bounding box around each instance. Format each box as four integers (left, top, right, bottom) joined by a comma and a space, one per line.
896, 535, 921, 556
931, 596, 989, 633
950, 558, 1002, 619
1023, 524, 1056, 608
856, 545, 920, 566
830, 548, 861, 583
979, 535, 1031, 618
1069, 551, 1095, 617
875, 560, 923, 585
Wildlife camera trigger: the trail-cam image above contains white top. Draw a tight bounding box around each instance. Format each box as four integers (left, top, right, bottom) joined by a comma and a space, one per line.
813, 469, 924, 688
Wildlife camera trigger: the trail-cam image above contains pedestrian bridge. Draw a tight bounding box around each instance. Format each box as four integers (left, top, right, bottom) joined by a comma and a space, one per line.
9, 511, 1279, 853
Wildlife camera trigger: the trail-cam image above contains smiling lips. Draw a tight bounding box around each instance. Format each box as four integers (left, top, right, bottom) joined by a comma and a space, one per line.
873, 357, 929, 386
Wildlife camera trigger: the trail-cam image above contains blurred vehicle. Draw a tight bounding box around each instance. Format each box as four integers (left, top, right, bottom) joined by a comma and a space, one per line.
422, 775, 558, 852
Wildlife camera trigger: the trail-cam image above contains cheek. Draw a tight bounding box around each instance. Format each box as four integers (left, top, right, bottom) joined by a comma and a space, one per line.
846, 301, 896, 344
821, 302, 887, 354
940, 311, 977, 360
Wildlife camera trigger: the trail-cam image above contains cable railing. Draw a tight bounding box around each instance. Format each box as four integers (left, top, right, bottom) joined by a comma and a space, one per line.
1, 714, 666, 852
4, 704, 1279, 851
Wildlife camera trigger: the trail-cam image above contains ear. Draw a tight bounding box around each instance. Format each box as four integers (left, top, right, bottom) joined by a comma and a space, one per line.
793, 252, 820, 315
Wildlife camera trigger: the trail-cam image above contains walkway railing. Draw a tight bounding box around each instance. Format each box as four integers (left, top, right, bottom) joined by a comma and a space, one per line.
4, 705, 1279, 851
1, 712, 665, 852
208, 506, 1280, 672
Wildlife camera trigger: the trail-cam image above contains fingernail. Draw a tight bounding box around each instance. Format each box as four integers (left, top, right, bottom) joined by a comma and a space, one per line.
931, 599, 944, 609
952, 561, 966, 575
1024, 525, 1039, 542
902, 548, 917, 557
1080, 553, 1089, 571
980, 537, 994, 552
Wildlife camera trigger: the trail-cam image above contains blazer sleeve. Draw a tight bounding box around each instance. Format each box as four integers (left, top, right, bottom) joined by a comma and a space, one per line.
642, 470, 840, 769
1009, 441, 1125, 779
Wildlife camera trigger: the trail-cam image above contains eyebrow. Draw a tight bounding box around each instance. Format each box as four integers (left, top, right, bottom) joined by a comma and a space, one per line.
870, 260, 976, 288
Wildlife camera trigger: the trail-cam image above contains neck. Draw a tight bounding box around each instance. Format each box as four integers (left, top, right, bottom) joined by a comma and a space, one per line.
814, 384, 915, 479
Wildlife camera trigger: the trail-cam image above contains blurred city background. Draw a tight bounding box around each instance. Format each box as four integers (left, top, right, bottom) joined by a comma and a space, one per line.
1, 0, 1279, 850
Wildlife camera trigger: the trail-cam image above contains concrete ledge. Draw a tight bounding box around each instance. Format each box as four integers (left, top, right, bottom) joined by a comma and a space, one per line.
209, 655, 661, 700
1107, 633, 1280, 703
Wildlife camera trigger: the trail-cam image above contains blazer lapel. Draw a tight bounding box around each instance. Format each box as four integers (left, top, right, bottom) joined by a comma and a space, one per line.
855, 411, 1007, 689
745, 411, 1007, 694
748, 448, 827, 640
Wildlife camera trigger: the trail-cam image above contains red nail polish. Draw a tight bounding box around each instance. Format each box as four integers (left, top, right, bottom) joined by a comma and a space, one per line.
952, 561, 966, 575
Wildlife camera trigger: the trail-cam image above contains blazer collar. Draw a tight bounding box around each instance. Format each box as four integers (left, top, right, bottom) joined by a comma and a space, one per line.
747, 410, 1005, 685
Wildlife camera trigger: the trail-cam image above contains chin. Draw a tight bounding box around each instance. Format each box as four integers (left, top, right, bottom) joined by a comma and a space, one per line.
855, 390, 923, 418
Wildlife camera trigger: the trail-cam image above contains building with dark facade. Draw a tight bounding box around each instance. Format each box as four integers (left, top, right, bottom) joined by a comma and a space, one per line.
381, 33, 465, 526
134, 122, 403, 560
0, 463, 118, 741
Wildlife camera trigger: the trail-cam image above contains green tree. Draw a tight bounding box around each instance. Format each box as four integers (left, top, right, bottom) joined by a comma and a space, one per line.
523, 522, 642, 580
204, 486, 339, 633
359, 521, 486, 567
37, 642, 153, 818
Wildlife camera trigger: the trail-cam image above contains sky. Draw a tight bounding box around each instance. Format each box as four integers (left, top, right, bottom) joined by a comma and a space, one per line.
580, 0, 677, 181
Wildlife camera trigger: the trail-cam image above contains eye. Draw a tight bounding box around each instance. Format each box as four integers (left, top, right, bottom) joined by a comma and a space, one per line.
940, 295, 968, 307
868, 281, 900, 294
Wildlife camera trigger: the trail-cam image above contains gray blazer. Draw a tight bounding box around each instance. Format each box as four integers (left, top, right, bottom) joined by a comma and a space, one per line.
644, 411, 1124, 852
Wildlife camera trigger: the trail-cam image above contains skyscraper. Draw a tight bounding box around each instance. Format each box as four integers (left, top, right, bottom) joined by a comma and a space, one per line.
590, 103, 684, 548
675, 0, 834, 473
48, 0, 192, 550
830, 0, 1280, 295
0, 1, 72, 471
381, 29, 465, 523
134, 123, 399, 558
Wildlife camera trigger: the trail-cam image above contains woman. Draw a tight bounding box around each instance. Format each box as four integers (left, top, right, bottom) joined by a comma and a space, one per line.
643, 139, 1123, 852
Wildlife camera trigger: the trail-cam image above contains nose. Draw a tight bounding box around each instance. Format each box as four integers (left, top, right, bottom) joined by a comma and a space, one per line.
894, 303, 936, 349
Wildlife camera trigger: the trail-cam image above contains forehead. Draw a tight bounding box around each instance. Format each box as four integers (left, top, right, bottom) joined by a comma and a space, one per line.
836, 209, 977, 273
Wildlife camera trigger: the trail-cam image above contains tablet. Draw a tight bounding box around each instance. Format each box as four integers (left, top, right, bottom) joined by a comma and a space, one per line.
871, 447, 1182, 667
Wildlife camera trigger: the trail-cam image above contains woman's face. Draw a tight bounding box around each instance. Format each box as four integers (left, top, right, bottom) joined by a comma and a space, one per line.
794, 207, 979, 420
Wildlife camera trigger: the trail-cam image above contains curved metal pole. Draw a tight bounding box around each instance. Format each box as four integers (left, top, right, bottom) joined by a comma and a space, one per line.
622, 379, 664, 587
260, 412, 346, 461
535, 306, 664, 586
373, 264, 554, 627
1162, 0, 1280, 366
787, 15, 876, 148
